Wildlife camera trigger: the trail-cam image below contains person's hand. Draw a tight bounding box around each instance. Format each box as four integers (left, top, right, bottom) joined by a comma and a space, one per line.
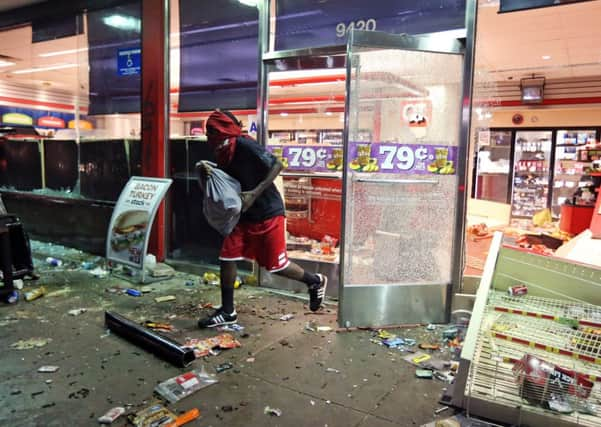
240, 191, 257, 212
196, 161, 213, 179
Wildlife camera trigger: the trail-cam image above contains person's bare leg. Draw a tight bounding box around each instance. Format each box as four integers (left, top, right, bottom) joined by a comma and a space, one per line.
220, 260, 237, 314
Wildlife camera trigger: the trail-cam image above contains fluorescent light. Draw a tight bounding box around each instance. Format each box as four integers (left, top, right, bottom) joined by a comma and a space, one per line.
0, 60, 15, 68
40, 47, 88, 58
542, 55, 551, 60
103, 15, 141, 32
238, 0, 259, 6
13, 63, 78, 74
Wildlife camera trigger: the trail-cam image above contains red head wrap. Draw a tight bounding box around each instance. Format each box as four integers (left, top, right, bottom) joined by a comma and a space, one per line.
205, 110, 243, 167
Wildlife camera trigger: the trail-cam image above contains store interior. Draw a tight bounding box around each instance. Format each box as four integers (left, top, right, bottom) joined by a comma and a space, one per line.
1, 0, 601, 278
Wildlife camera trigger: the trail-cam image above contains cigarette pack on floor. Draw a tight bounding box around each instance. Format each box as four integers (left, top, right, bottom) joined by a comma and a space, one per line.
129, 402, 176, 427
154, 366, 218, 403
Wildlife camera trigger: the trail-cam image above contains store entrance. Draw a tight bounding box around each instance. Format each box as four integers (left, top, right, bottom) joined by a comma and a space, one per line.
260, 31, 467, 327
339, 31, 465, 327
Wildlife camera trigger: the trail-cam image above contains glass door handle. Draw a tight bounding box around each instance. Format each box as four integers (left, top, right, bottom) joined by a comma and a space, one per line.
353, 177, 439, 184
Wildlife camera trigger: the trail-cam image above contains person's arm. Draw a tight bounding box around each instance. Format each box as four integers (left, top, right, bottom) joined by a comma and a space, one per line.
240, 158, 283, 212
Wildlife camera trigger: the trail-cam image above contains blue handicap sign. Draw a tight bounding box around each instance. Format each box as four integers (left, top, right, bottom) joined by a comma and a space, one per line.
117, 47, 141, 76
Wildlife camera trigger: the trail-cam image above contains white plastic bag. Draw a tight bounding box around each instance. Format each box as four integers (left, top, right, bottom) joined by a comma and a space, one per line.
197, 161, 241, 236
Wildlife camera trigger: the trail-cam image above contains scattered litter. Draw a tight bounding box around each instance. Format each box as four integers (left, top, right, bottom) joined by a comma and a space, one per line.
100, 330, 111, 339
419, 343, 440, 351
410, 353, 431, 365
90, 267, 109, 278
202, 272, 220, 286
129, 402, 177, 427
148, 263, 175, 278
217, 323, 244, 332
45, 379, 53, 384
383, 337, 405, 348
24, 286, 46, 302
13, 279, 23, 290
81, 261, 95, 270
415, 369, 433, 379
434, 405, 449, 414
154, 367, 218, 403
310, 400, 315, 406
246, 357, 255, 363
126, 288, 142, 297
11, 338, 52, 350
215, 362, 233, 373
264, 406, 282, 417
68, 308, 87, 316
143, 321, 174, 332
45, 257, 62, 267
38, 365, 59, 373
155, 295, 176, 303
183, 334, 241, 358
317, 326, 332, 332
326, 368, 340, 373
105, 286, 124, 294
442, 327, 459, 340
426, 324, 436, 331
185, 280, 195, 286
46, 287, 72, 297
140, 286, 154, 293
98, 406, 125, 424
280, 314, 294, 321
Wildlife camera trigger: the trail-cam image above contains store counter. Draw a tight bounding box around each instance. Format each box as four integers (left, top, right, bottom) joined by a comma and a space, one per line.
559, 204, 594, 235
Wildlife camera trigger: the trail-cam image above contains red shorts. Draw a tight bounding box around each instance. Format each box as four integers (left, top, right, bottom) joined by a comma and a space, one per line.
220, 215, 290, 272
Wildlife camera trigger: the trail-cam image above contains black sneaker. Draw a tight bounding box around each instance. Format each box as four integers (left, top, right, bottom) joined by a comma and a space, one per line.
308, 274, 327, 311
198, 309, 237, 328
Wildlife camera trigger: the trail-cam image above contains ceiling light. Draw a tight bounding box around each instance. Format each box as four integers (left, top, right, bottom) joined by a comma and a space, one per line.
238, 0, 259, 6
542, 55, 551, 60
0, 60, 15, 68
13, 63, 78, 74
103, 15, 141, 32
40, 47, 88, 57
280, 112, 289, 117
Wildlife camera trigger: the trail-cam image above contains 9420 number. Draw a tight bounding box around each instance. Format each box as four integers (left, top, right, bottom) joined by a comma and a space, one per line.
336, 19, 377, 38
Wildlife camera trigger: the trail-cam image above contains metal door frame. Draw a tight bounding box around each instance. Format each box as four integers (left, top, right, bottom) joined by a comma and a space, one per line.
339, 25, 475, 327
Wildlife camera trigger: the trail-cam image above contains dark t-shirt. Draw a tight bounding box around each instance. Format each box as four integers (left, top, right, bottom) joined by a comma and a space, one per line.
222, 136, 285, 223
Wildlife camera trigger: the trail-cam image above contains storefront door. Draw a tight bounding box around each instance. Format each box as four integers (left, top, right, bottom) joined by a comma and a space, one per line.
340, 30, 466, 327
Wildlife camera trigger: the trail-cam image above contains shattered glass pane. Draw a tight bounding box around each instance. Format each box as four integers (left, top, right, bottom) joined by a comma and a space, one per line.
344, 47, 463, 285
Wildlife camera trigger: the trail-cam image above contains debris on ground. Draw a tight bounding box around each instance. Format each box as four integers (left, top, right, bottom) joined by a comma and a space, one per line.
280, 314, 294, 321
24, 286, 46, 302
143, 321, 175, 332
37, 365, 60, 373
154, 295, 176, 303
305, 321, 333, 332
97, 406, 125, 424
125, 288, 142, 297
264, 406, 282, 417
217, 323, 244, 332
154, 367, 218, 403
129, 402, 177, 426
183, 334, 241, 358
89, 267, 109, 278
215, 362, 233, 373
10, 338, 52, 350
68, 308, 87, 316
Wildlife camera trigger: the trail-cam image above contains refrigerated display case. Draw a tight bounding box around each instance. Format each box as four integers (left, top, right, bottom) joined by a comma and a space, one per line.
511, 130, 553, 217
474, 129, 511, 203
552, 129, 597, 217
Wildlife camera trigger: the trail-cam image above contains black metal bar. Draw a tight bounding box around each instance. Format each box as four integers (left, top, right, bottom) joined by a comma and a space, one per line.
105, 311, 195, 368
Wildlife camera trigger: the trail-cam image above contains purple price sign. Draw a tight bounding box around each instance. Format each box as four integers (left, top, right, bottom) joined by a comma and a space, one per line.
268, 145, 344, 172
348, 142, 457, 174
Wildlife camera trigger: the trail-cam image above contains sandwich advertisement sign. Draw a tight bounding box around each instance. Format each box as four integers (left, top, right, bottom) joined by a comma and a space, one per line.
107, 177, 173, 268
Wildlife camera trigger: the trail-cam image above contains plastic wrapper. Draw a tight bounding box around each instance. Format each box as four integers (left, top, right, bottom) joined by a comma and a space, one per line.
184, 333, 241, 358
513, 354, 594, 407
197, 161, 241, 236
154, 366, 218, 404
128, 402, 176, 427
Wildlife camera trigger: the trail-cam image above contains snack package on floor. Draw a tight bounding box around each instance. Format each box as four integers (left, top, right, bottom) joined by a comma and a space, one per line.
128, 402, 177, 427
154, 366, 218, 404
184, 333, 241, 358
513, 354, 594, 408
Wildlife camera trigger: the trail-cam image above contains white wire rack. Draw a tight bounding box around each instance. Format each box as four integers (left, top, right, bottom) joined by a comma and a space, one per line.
465, 300, 601, 426
489, 291, 601, 327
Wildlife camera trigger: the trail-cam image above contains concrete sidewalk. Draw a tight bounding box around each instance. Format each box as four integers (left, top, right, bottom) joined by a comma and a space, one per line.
0, 247, 454, 427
